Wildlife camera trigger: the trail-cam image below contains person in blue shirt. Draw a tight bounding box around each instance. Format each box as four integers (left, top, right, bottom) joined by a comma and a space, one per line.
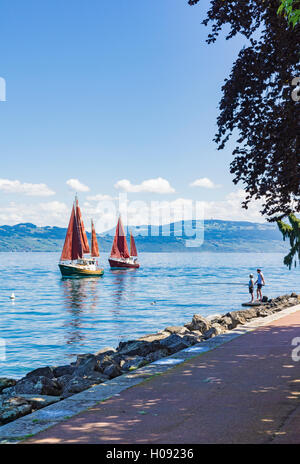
255, 269, 265, 301
248, 274, 255, 303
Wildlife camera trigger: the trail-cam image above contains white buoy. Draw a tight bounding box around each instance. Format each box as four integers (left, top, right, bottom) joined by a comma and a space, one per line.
10, 293, 15, 300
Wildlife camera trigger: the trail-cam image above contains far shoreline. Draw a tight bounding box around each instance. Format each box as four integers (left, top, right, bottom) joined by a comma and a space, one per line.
0, 250, 291, 253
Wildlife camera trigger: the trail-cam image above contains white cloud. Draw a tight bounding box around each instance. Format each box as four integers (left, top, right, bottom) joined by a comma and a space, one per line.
0, 189, 265, 230
190, 178, 221, 189
0, 178, 55, 196
114, 177, 175, 194
125, 198, 197, 228
200, 190, 264, 222
86, 194, 113, 201
0, 201, 69, 227
116, 190, 264, 226
66, 178, 90, 192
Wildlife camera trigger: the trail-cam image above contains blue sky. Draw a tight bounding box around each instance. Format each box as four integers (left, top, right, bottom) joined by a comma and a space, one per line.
0, 0, 264, 229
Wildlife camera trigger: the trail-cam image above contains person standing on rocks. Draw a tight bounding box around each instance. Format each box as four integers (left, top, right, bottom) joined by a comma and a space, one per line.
255, 269, 265, 302
248, 274, 255, 303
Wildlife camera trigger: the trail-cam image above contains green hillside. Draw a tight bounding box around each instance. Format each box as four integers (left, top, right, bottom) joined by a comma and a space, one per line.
0, 220, 288, 253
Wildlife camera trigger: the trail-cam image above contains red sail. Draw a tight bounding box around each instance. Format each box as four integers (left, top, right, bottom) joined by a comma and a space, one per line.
60, 205, 83, 261
72, 209, 83, 260
91, 220, 100, 257
110, 216, 130, 259
130, 232, 138, 257
76, 200, 90, 254
60, 205, 75, 261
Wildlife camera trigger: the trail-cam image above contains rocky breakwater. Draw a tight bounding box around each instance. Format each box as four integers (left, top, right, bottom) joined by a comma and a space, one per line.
1, 292, 299, 426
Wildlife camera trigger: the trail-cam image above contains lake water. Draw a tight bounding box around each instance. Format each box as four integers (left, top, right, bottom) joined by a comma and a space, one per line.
0, 252, 299, 379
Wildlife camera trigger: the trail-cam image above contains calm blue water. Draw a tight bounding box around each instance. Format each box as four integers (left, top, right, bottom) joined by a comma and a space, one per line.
0, 252, 299, 379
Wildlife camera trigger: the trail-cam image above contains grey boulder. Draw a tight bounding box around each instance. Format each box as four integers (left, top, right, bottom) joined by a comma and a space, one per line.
0, 378, 16, 393
185, 315, 211, 333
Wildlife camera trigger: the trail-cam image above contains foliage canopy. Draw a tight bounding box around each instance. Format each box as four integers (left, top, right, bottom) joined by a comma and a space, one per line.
278, 0, 300, 27
188, 0, 300, 221
277, 214, 300, 268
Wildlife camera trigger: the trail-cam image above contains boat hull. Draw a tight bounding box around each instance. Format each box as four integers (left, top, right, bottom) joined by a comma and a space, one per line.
108, 258, 140, 269
59, 264, 104, 277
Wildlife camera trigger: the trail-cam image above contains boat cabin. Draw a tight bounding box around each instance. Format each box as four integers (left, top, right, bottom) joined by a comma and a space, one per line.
77, 258, 96, 266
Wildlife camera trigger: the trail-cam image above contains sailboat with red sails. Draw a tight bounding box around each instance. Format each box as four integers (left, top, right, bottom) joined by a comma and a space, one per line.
108, 216, 140, 269
59, 197, 104, 277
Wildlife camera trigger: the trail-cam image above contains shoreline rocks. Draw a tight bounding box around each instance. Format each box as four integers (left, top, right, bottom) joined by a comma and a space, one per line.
0, 378, 16, 394
1, 292, 299, 427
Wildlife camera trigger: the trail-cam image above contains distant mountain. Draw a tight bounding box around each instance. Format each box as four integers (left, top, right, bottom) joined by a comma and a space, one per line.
0, 220, 289, 253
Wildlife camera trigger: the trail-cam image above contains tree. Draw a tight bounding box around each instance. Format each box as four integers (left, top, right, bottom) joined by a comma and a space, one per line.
188, 0, 300, 267
188, 0, 300, 220
277, 214, 300, 268
278, 0, 300, 27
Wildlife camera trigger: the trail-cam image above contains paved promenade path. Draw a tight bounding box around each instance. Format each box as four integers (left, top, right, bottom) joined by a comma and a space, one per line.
25, 311, 300, 444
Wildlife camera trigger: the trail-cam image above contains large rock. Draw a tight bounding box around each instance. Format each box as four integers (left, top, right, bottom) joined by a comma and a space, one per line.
103, 364, 122, 379
54, 374, 73, 389
95, 347, 116, 357
0, 397, 32, 425
210, 315, 232, 329
73, 355, 98, 376
272, 304, 285, 312
61, 378, 95, 398
1, 396, 29, 407
9, 375, 61, 396
227, 308, 259, 329
53, 365, 75, 378
120, 356, 146, 371
203, 323, 226, 339
117, 340, 162, 357
0, 403, 32, 425
75, 353, 96, 366
159, 334, 190, 354
95, 354, 117, 373
182, 332, 204, 345
138, 332, 170, 343
25, 366, 55, 379
188, 330, 204, 338
0, 378, 16, 393
257, 307, 274, 317
144, 349, 169, 364
242, 307, 260, 319
185, 315, 211, 333
164, 326, 190, 335
15, 394, 60, 410
61, 372, 108, 398
276, 295, 290, 304
180, 335, 196, 346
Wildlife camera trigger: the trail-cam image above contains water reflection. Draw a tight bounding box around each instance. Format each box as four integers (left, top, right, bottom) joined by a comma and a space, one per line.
60, 277, 100, 349
108, 270, 138, 343
60, 277, 100, 310
110, 269, 137, 308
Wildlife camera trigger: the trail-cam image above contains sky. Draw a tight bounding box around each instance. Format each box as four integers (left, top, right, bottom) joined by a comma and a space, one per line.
0, 0, 265, 231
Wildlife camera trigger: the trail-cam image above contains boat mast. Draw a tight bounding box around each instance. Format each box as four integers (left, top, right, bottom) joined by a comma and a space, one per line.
129, 229, 138, 257
110, 215, 130, 259
75, 194, 90, 254
91, 219, 100, 258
